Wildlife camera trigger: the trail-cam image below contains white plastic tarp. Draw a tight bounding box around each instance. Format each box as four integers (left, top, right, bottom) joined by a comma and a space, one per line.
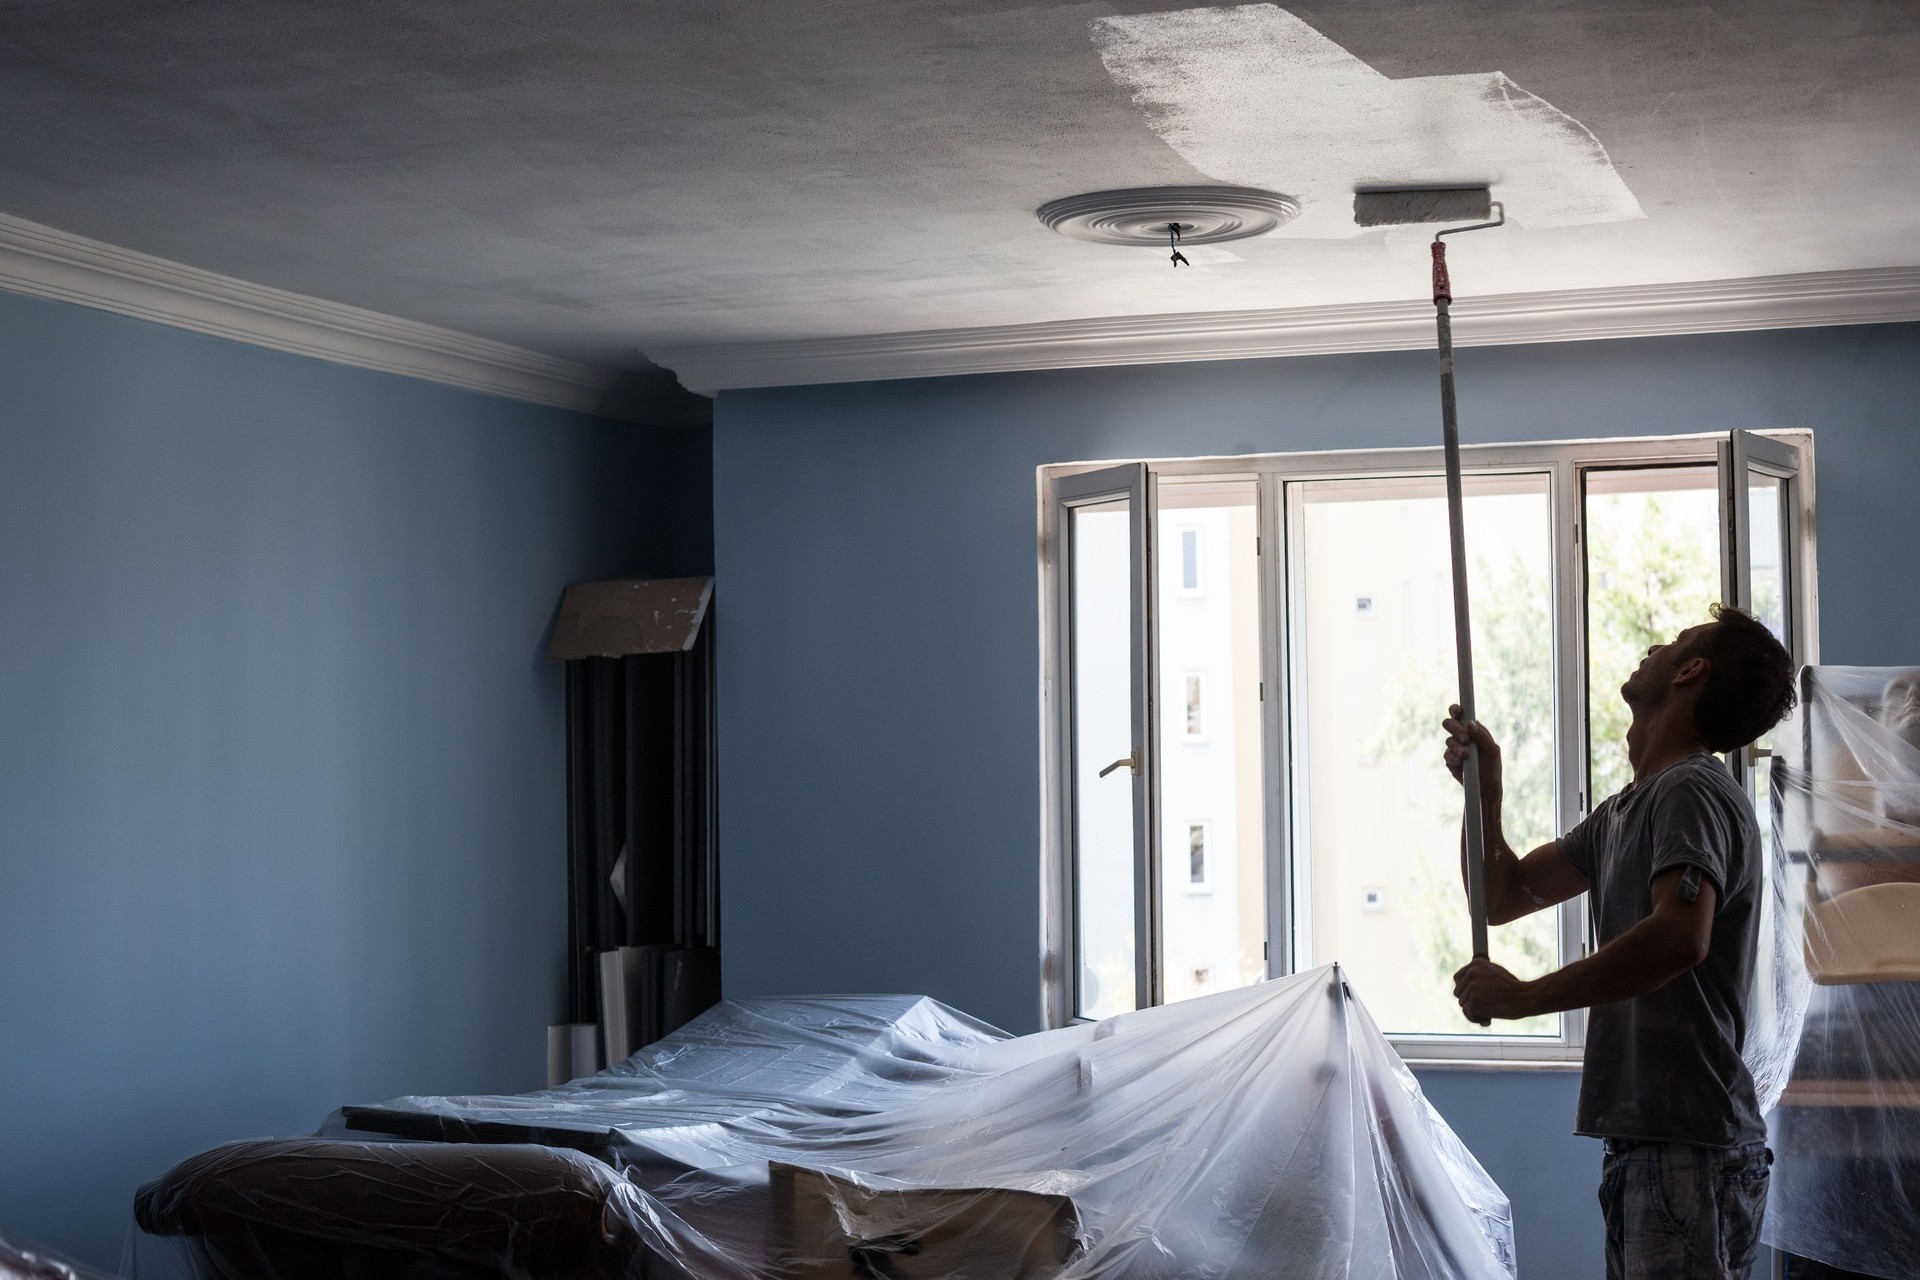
1747, 666, 1920, 1277
0, 1229, 117, 1280
134, 966, 1515, 1279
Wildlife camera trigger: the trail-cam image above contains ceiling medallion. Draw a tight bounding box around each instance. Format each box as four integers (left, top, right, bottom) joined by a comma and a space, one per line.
1035, 185, 1301, 246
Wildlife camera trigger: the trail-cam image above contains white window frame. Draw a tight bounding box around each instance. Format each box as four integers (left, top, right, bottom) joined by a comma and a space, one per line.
1039, 430, 1817, 1063
1041, 463, 1157, 1020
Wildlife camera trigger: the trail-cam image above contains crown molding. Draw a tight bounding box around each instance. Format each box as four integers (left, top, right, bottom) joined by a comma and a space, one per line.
651, 266, 1920, 394
0, 211, 690, 423
12, 206, 1912, 407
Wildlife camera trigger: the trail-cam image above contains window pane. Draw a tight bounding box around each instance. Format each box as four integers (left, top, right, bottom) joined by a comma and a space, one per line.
1181, 528, 1201, 592
1744, 469, 1791, 863
1158, 480, 1265, 1006
1747, 472, 1787, 644
1071, 500, 1136, 1020
1293, 473, 1559, 1036
1583, 467, 1723, 803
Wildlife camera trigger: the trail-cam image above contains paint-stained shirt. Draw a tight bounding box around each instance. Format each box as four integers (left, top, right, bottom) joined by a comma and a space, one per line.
1558, 753, 1766, 1148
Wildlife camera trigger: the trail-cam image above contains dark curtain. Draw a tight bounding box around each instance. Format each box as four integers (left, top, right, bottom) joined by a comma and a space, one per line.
563, 619, 719, 1043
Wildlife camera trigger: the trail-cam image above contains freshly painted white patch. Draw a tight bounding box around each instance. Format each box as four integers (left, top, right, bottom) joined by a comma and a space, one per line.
1092, 4, 1643, 239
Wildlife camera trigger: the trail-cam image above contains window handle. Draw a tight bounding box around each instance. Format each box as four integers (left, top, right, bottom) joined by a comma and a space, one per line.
1098, 751, 1139, 779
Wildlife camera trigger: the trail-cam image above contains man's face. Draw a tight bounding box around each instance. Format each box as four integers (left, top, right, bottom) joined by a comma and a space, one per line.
1621, 622, 1713, 709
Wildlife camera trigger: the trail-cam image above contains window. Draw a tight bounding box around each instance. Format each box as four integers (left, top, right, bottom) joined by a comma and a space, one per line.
1182, 673, 1206, 739
1186, 822, 1209, 889
1054, 465, 1147, 1022
1582, 467, 1724, 802
1179, 526, 1204, 594
1293, 472, 1559, 1037
1042, 432, 1814, 1060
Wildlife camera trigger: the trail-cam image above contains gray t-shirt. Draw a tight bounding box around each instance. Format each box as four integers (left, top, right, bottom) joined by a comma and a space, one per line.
1559, 753, 1765, 1147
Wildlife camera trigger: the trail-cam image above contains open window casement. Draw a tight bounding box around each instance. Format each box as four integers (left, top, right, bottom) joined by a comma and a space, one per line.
1720, 429, 1815, 800
1046, 463, 1158, 1022
1722, 429, 1808, 650
1721, 430, 1814, 653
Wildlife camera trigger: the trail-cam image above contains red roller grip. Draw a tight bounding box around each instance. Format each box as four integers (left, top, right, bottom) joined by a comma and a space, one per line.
1431, 240, 1452, 304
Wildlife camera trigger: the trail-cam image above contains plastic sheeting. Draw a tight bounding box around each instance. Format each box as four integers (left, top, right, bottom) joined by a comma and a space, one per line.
1746, 666, 1920, 1277
133, 966, 1515, 1279
0, 1230, 117, 1280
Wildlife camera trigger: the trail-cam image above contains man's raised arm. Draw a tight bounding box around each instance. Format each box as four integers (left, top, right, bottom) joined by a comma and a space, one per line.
1442, 706, 1589, 924
1456, 867, 1716, 1022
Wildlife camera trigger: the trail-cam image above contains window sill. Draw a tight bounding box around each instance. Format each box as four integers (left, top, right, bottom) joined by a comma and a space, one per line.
1402, 1057, 1583, 1073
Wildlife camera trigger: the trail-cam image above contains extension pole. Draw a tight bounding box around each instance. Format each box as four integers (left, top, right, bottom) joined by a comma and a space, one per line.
1430, 205, 1503, 966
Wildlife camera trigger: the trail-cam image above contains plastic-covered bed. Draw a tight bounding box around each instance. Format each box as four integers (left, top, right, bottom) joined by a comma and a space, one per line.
131, 965, 1516, 1279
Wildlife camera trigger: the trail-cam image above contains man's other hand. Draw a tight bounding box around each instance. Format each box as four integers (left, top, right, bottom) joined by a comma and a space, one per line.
1441, 705, 1503, 805
1453, 958, 1532, 1025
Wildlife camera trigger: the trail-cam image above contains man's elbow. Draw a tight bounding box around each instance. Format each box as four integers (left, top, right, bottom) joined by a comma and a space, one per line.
1488, 882, 1551, 926
1654, 920, 1712, 974
1484, 889, 1520, 926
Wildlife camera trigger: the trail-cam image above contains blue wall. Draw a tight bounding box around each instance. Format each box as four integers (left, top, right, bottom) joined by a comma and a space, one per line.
711, 322, 1920, 1278
0, 289, 702, 1267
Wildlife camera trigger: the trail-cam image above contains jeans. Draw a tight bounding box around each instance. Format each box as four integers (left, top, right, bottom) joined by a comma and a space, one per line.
1599, 1140, 1771, 1280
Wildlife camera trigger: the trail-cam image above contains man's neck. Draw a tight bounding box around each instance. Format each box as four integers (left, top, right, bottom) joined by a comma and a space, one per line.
1626, 706, 1714, 784
1629, 741, 1712, 785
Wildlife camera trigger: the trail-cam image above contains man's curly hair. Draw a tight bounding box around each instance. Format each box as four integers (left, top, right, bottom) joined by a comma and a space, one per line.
1684, 604, 1798, 752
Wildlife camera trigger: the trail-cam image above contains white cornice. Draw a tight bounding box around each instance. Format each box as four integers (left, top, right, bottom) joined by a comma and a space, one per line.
651, 266, 1920, 394
11, 207, 1913, 406
0, 211, 685, 423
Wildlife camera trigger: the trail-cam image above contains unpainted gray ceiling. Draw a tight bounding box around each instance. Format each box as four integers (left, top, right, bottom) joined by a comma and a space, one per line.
2, 0, 1916, 376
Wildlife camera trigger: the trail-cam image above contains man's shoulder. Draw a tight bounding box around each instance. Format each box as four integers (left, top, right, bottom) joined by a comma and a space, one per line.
1648, 753, 1749, 810
1647, 754, 1762, 892
1590, 756, 1735, 821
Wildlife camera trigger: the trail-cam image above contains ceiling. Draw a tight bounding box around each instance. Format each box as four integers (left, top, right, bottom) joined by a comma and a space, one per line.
2, 0, 1917, 390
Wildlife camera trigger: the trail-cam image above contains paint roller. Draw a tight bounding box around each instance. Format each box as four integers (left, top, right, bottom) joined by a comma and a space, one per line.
1351, 186, 1506, 994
